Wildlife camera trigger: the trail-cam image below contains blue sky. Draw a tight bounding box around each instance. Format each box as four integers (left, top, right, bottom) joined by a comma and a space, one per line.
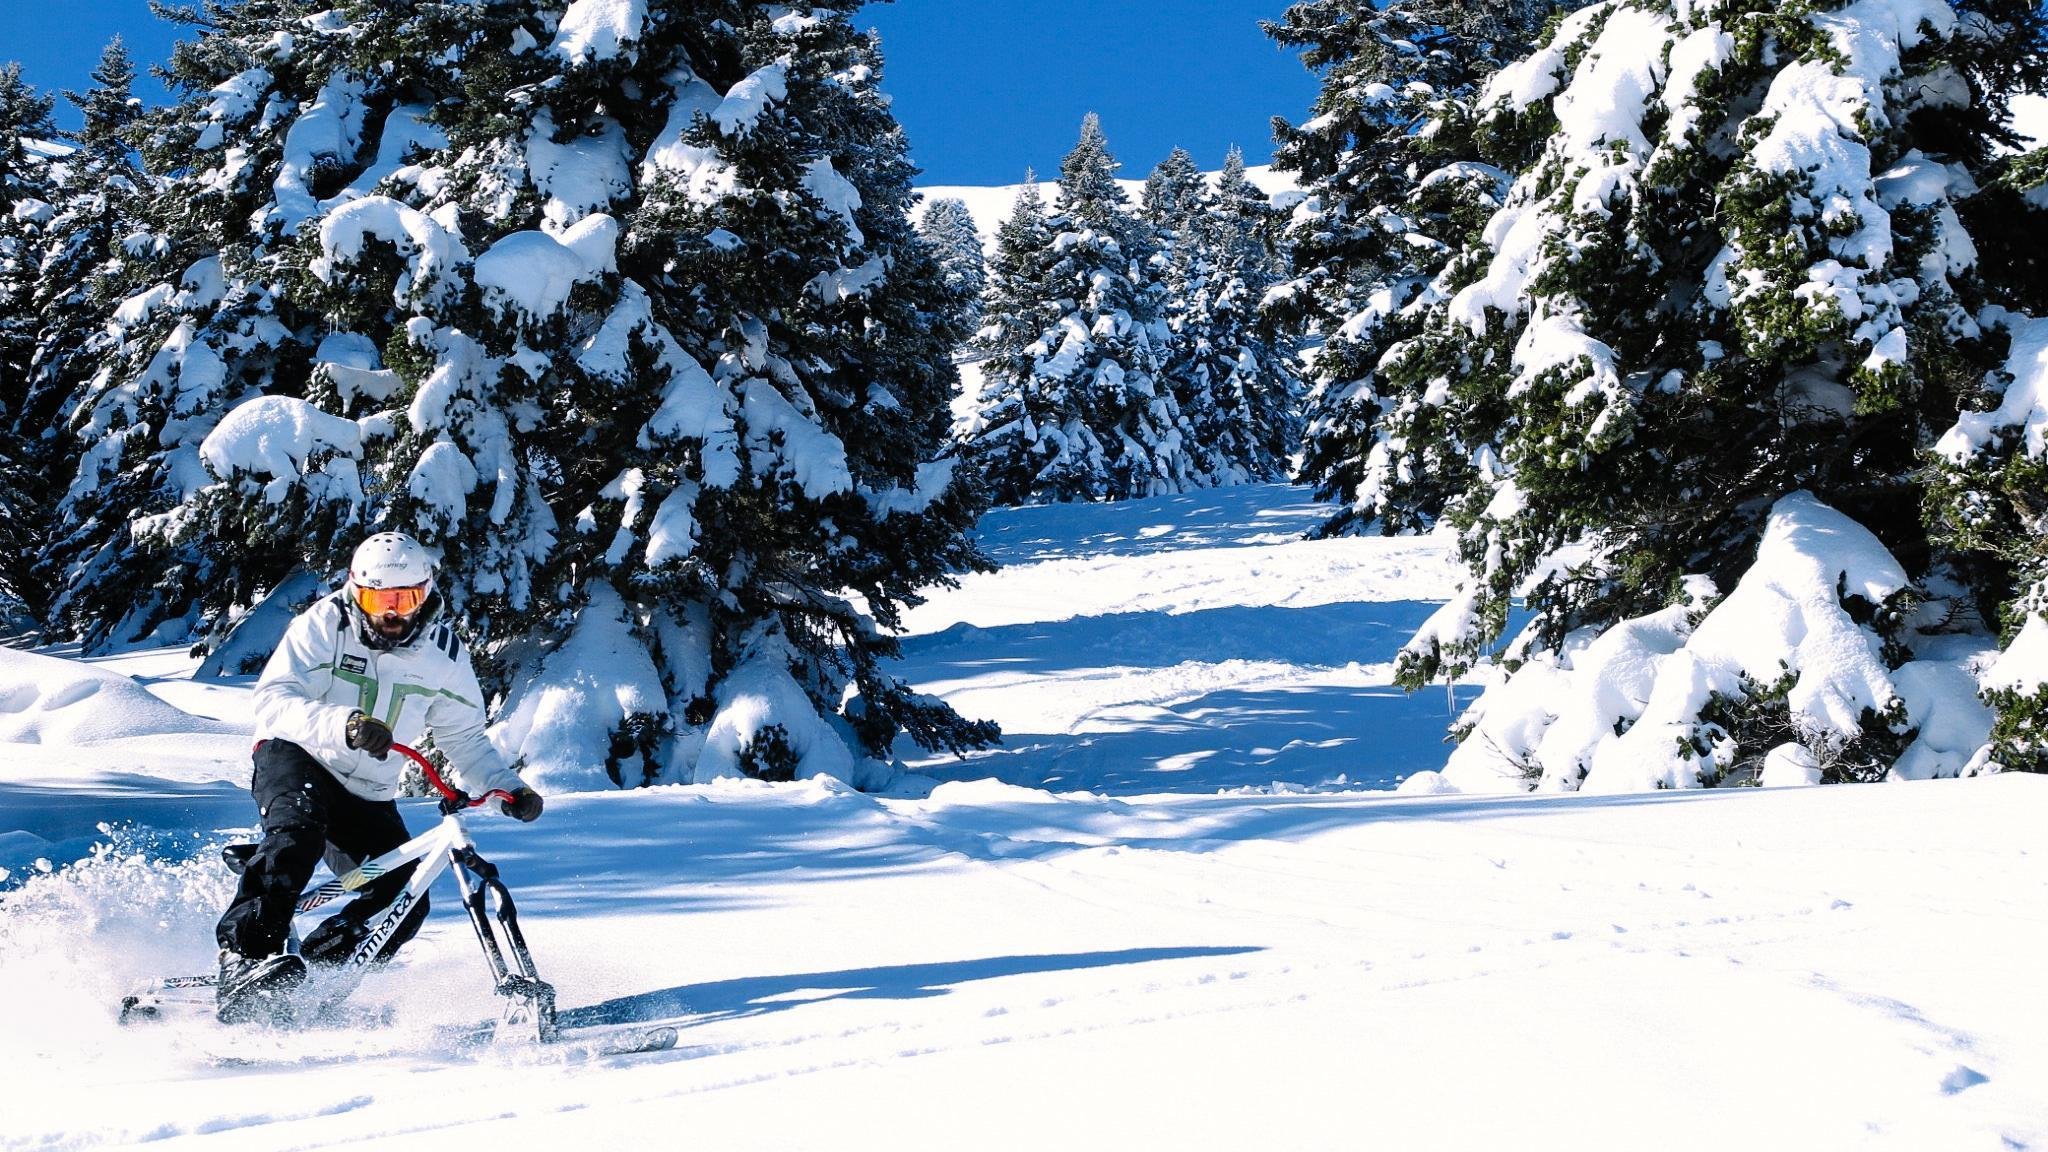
4, 1, 1320, 186
862, 2, 1320, 184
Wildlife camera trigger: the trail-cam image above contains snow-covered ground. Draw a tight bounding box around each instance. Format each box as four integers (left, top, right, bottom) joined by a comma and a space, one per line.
2014, 93, 2048, 147
3, 485, 2046, 1151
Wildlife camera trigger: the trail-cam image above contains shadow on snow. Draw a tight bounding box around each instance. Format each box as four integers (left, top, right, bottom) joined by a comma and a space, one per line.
475, 784, 1790, 925
904, 682, 1464, 794
556, 945, 1266, 1030
896, 600, 1445, 676
891, 601, 1469, 794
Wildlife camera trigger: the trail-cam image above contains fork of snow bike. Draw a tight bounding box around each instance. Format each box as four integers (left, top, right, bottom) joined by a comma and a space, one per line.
121, 744, 557, 1041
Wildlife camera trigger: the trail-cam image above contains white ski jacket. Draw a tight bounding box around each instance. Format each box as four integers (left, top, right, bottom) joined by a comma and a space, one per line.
251, 592, 525, 803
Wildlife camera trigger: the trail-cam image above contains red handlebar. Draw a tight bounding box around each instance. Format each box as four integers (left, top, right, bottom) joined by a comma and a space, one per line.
393, 742, 516, 810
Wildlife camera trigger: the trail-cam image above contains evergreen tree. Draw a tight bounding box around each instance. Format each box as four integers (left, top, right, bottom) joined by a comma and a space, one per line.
12, 39, 150, 633
1191, 149, 1304, 481
1918, 0, 2048, 771
1374, 0, 2047, 790
1139, 146, 1206, 235
970, 170, 1057, 435
916, 196, 984, 330
1267, 0, 1560, 535
40, 0, 353, 649
0, 63, 58, 631
1151, 147, 1305, 483
40, 1, 996, 789
1140, 147, 1213, 459
964, 114, 1196, 503
0, 63, 55, 390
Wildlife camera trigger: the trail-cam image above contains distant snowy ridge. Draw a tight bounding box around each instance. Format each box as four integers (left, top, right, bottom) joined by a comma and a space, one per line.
916, 165, 1301, 249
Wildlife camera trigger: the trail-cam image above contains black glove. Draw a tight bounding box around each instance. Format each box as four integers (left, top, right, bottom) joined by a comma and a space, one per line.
345, 711, 394, 759
503, 787, 544, 823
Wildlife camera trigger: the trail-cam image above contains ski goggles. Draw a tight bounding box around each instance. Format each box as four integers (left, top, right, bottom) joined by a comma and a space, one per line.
354, 583, 429, 618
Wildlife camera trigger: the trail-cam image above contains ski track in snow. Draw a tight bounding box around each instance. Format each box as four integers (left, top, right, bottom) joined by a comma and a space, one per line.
2, 484, 2047, 1151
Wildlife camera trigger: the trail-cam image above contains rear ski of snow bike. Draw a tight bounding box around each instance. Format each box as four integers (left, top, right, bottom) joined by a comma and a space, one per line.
119, 744, 677, 1058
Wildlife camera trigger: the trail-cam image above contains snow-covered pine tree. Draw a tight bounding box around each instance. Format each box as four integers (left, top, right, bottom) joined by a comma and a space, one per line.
1931, 306, 2048, 772
1139, 147, 1219, 469
12, 39, 151, 634
0, 63, 55, 395
1160, 147, 1304, 484
917, 196, 985, 331
590, 9, 999, 783
1382, 0, 2046, 792
39, 0, 362, 650
1923, 24, 2048, 772
968, 170, 1058, 457
0, 64, 59, 630
964, 114, 1196, 503
1140, 146, 1207, 236
42, 1, 996, 790
1267, 0, 1559, 535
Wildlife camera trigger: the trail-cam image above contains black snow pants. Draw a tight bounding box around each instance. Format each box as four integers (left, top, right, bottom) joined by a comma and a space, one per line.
214, 739, 429, 964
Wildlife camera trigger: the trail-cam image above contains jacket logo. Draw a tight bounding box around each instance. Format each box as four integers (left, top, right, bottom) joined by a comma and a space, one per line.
341, 655, 368, 675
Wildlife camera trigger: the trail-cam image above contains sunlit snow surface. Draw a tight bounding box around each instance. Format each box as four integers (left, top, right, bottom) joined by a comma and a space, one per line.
891, 485, 1471, 793
2, 484, 2046, 1151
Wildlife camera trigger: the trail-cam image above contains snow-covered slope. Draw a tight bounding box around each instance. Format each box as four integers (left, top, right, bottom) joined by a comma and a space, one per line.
2, 485, 2044, 1150
916, 164, 1301, 250
892, 486, 1466, 793
2014, 94, 2048, 147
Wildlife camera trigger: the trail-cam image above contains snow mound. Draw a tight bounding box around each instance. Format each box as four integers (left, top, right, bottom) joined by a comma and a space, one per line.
492, 586, 667, 793
0, 650, 236, 745
925, 778, 1067, 807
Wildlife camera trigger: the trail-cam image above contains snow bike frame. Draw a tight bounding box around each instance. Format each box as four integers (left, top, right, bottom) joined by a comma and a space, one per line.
121, 748, 679, 1054
120, 744, 559, 1037
280, 742, 561, 1039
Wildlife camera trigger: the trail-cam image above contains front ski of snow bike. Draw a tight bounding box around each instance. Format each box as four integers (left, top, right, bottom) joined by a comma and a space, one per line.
446, 817, 558, 1042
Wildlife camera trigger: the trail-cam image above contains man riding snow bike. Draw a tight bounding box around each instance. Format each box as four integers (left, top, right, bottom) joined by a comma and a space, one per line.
213, 532, 543, 1023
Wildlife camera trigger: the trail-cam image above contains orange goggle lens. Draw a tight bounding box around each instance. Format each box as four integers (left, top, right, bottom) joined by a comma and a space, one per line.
354, 583, 428, 618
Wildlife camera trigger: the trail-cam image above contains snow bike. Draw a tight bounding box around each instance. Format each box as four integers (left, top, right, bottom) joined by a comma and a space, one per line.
119, 744, 674, 1056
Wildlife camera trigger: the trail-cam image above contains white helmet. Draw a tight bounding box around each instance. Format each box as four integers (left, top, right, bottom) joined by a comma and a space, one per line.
346, 532, 439, 647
